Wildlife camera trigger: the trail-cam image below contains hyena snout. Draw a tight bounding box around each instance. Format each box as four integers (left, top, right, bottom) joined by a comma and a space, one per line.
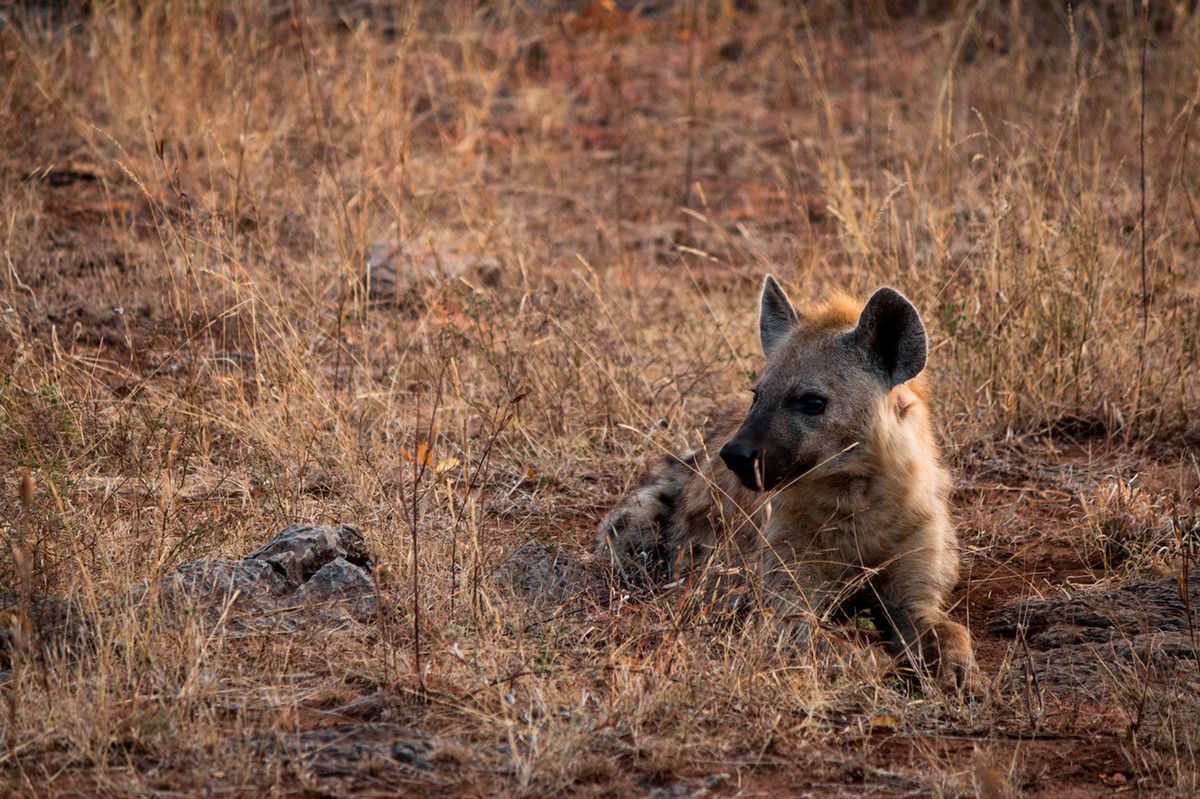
718, 440, 765, 489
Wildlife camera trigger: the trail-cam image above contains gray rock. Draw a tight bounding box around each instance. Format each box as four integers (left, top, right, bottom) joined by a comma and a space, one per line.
245, 523, 373, 589
248, 723, 434, 777
156, 524, 380, 627
4, 524, 385, 659
292, 557, 379, 623
161, 558, 291, 611
493, 540, 608, 611
988, 572, 1200, 691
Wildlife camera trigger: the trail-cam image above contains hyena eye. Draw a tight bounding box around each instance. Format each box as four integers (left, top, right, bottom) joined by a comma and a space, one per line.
789, 393, 827, 416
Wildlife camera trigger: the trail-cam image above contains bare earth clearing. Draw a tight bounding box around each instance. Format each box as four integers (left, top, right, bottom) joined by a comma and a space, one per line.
2, 2, 1199, 796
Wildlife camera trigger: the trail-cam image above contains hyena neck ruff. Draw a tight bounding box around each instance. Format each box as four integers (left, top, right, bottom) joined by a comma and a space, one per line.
760, 389, 950, 555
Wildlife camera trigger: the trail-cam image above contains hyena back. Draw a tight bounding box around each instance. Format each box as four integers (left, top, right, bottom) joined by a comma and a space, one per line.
596, 276, 973, 685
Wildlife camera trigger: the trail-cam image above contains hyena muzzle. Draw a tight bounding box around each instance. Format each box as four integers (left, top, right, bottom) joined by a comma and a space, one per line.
596, 275, 974, 687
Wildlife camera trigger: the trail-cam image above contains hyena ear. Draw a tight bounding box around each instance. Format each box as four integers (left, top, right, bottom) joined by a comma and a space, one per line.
759, 274, 799, 357
848, 287, 927, 386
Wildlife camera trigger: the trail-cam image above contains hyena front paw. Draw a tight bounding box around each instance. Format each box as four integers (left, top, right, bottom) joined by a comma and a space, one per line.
595, 496, 668, 587
927, 618, 975, 691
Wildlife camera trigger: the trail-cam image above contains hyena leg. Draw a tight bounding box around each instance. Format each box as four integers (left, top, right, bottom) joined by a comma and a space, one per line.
595, 452, 697, 587
873, 561, 974, 688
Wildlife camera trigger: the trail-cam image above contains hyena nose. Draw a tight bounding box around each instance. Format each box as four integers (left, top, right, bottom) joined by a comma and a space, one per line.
719, 442, 761, 483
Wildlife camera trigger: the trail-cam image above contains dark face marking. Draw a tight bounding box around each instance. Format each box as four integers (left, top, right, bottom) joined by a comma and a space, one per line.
720, 340, 876, 490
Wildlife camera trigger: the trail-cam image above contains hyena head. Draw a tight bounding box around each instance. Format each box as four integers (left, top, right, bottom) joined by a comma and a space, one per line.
718, 276, 927, 491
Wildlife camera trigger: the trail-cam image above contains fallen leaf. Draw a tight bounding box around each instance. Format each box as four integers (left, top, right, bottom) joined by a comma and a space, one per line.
401, 442, 433, 467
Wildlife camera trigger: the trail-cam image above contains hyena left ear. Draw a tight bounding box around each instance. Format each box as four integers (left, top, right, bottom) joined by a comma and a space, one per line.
759, 274, 799, 357
848, 287, 927, 386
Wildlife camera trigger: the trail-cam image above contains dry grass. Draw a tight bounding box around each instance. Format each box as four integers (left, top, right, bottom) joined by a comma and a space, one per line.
1, 1, 1199, 795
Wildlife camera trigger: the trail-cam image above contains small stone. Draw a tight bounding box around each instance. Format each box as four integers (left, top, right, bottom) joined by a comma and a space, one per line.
299, 466, 344, 496
718, 39, 744, 61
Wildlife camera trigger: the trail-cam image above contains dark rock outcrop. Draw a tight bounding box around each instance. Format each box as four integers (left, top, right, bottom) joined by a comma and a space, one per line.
291, 557, 378, 624
245, 523, 374, 587
987, 573, 1200, 692
2, 524, 382, 673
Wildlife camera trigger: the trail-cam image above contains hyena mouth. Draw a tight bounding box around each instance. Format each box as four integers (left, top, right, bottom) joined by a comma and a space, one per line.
731, 455, 819, 492
764, 455, 821, 492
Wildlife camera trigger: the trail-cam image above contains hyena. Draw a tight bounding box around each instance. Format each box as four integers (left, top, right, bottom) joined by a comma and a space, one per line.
596, 276, 973, 685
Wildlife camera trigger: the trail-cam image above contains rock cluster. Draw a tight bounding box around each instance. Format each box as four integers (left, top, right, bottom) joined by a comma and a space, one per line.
1, 523, 381, 672
158, 523, 379, 626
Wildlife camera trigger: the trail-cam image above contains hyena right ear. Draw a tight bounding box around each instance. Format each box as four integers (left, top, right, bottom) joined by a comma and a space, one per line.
759, 274, 798, 357
848, 286, 927, 386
